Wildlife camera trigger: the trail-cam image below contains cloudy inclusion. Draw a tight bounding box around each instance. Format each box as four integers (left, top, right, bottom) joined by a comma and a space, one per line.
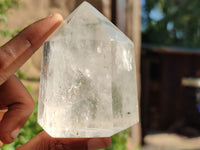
38, 2, 139, 138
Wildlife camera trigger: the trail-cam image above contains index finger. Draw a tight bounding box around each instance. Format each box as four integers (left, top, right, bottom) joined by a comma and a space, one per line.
0, 13, 63, 85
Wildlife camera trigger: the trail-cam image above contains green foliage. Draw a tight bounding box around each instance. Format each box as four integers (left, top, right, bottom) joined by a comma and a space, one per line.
102, 129, 129, 150
142, 0, 200, 48
0, 0, 22, 22
0, 28, 21, 39
0, 0, 22, 39
1, 105, 129, 150
15, 71, 27, 80
1, 103, 42, 150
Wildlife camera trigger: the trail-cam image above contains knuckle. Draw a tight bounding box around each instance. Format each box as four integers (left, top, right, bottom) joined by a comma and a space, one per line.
0, 54, 10, 70
0, 47, 16, 70
3, 47, 16, 60
24, 98, 35, 116
30, 99, 35, 110
24, 39, 33, 50
28, 97, 35, 108
20, 36, 35, 54
22, 28, 35, 50
0, 73, 8, 85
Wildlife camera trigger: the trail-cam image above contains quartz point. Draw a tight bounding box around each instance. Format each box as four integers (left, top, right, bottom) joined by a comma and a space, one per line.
38, 1, 139, 138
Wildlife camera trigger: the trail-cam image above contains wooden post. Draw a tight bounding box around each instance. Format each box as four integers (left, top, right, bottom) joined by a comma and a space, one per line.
114, 0, 141, 99
111, 0, 142, 148
102, 0, 111, 20
128, 0, 142, 149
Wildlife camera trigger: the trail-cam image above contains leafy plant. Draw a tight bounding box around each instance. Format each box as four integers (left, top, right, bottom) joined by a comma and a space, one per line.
1, 102, 42, 150
0, 0, 22, 40
142, 0, 200, 48
102, 129, 129, 150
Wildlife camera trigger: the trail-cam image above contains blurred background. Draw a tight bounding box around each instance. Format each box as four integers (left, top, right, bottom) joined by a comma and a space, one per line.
1, 0, 200, 150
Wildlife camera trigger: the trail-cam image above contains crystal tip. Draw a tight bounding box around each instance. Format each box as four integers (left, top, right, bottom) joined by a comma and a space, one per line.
80, 1, 93, 7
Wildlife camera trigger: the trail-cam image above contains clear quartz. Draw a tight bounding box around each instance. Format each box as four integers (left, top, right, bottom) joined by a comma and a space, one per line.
38, 1, 139, 138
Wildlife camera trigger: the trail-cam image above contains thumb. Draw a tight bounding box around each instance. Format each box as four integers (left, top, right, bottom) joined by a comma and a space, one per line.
17, 131, 111, 150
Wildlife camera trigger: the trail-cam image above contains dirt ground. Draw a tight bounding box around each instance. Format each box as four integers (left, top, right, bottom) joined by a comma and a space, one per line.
142, 133, 200, 150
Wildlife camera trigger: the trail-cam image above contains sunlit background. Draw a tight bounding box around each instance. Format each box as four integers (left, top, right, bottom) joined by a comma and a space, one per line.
0, 0, 200, 150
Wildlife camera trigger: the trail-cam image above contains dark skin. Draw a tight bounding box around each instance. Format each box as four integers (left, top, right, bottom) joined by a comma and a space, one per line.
0, 13, 111, 150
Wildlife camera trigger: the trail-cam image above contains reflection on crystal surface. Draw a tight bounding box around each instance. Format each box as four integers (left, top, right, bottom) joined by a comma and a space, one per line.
38, 1, 139, 138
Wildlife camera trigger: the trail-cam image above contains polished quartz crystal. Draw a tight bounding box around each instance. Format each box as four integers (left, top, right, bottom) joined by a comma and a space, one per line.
38, 1, 139, 138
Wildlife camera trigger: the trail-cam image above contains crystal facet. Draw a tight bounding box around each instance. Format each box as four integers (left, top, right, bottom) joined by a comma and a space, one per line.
38, 1, 139, 138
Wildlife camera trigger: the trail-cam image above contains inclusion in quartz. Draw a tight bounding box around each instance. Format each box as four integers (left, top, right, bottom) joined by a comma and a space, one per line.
38, 1, 139, 138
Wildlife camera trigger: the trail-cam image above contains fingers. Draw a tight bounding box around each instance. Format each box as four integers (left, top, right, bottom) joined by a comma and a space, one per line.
17, 131, 112, 150
0, 75, 34, 144
0, 107, 8, 121
0, 13, 63, 85
0, 107, 8, 147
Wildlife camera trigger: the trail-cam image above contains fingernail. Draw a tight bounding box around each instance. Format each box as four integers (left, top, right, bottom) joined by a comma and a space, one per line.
88, 138, 110, 150
47, 13, 63, 22
0, 107, 8, 122
11, 129, 20, 139
0, 140, 3, 147
47, 13, 54, 18
0, 106, 8, 112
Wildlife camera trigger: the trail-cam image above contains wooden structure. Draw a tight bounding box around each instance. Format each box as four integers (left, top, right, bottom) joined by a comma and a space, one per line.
141, 44, 200, 141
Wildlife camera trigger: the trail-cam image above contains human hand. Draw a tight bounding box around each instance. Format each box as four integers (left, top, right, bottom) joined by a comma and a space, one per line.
0, 13, 111, 150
